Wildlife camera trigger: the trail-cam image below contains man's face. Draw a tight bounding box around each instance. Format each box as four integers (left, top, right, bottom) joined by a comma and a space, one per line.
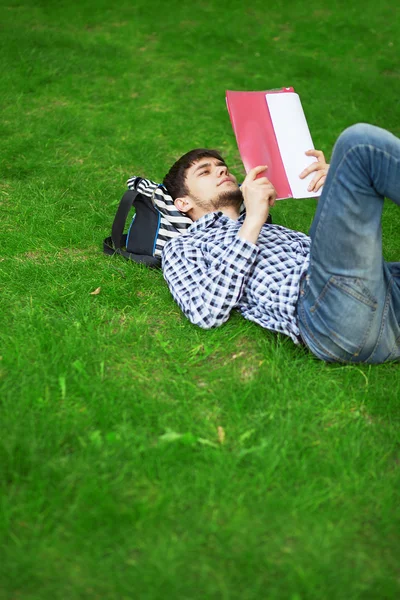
184, 157, 242, 211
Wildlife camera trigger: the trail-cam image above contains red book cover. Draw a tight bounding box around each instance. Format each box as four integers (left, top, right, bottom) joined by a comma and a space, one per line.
226, 88, 320, 200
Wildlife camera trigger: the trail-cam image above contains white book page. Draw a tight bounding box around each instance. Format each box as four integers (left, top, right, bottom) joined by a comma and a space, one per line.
266, 93, 321, 199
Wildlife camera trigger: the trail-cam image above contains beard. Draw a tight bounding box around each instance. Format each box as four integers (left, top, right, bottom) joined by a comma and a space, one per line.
194, 187, 244, 213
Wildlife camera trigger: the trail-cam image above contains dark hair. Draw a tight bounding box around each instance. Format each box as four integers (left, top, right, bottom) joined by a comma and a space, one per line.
163, 148, 225, 200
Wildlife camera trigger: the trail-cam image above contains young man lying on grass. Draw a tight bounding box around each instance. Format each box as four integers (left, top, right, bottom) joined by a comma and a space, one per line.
161, 124, 400, 364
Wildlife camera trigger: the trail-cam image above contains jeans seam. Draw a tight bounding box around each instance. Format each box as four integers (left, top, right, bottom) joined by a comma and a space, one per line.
366, 277, 393, 362
298, 299, 346, 362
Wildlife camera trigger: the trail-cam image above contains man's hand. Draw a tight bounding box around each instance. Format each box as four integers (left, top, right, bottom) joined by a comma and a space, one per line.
238, 165, 277, 244
241, 165, 277, 222
299, 149, 329, 193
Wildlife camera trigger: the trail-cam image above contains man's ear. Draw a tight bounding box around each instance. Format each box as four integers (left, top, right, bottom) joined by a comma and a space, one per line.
174, 196, 192, 214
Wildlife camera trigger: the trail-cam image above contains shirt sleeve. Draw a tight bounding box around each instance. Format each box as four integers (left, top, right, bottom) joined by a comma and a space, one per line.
162, 234, 259, 329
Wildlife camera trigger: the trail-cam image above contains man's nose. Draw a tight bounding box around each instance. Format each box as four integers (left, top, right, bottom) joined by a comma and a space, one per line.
217, 165, 228, 177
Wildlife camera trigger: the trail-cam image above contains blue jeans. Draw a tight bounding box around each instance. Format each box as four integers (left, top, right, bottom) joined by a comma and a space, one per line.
297, 123, 400, 363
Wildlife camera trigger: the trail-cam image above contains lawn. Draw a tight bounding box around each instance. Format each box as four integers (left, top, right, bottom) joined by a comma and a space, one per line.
1, 0, 400, 598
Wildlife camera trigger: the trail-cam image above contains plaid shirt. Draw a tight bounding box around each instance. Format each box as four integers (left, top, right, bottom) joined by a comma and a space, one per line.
162, 212, 311, 344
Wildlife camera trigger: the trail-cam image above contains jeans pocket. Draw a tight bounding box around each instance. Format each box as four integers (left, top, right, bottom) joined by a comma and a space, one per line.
308, 276, 378, 358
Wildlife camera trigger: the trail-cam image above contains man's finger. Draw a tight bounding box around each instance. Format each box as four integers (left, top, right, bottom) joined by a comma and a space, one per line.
305, 149, 325, 160
300, 162, 323, 179
314, 175, 326, 192
254, 176, 271, 185
244, 165, 268, 183
269, 188, 277, 206
307, 172, 326, 192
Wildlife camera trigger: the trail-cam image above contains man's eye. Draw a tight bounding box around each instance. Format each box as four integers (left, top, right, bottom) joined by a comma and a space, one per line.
199, 170, 209, 176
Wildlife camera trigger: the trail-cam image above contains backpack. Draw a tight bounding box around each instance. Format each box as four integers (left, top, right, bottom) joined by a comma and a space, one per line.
103, 176, 272, 268
103, 176, 193, 268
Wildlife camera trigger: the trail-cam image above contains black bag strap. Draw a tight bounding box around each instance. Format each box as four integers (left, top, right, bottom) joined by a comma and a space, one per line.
111, 189, 138, 250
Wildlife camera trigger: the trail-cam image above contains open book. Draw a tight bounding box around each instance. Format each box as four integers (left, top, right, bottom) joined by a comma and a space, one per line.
226, 88, 321, 200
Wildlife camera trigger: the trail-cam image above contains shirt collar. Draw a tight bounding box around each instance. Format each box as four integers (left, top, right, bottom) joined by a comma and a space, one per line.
188, 211, 245, 233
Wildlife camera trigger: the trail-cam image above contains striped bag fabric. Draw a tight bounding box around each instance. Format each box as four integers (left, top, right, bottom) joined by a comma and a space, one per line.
127, 176, 193, 258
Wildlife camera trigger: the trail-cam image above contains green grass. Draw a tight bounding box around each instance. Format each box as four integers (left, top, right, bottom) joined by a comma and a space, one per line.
1, 0, 400, 598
